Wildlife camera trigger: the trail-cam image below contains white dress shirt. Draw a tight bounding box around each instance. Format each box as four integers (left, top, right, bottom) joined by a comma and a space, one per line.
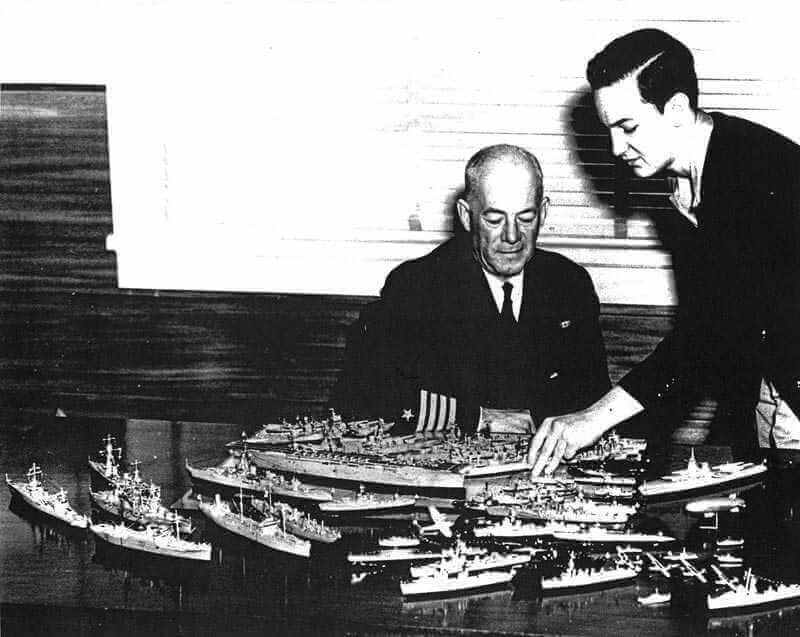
482, 270, 524, 321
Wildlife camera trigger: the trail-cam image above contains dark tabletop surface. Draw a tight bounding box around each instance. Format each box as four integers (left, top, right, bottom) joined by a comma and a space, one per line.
3, 414, 800, 636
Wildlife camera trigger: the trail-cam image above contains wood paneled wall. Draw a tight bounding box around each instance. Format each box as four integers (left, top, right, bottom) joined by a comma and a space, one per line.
0, 87, 708, 442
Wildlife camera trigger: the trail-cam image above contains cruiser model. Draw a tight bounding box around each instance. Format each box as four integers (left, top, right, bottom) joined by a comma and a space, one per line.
6, 464, 88, 529
90, 522, 211, 561
638, 449, 767, 499
91, 484, 194, 535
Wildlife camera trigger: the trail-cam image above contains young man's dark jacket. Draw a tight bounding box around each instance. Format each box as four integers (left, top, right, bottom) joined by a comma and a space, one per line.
333, 231, 610, 434
618, 112, 800, 454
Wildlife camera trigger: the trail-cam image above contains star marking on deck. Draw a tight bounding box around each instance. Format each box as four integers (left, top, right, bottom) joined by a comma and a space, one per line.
401, 409, 415, 422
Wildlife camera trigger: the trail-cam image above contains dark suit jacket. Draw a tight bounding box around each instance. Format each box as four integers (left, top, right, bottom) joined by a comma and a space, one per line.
333, 232, 610, 433
619, 112, 800, 454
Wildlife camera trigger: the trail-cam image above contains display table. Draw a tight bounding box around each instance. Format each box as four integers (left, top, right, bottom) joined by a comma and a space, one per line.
2, 416, 799, 636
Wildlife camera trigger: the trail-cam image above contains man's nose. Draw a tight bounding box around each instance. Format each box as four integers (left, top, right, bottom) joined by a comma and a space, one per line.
503, 218, 519, 243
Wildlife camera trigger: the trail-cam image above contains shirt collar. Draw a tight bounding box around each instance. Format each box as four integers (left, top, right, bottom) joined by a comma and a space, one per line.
482, 269, 524, 320
668, 110, 714, 226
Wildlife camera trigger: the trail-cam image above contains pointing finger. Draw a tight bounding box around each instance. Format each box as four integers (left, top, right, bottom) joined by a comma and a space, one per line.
527, 420, 550, 465
532, 426, 561, 476
545, 438, 567, 476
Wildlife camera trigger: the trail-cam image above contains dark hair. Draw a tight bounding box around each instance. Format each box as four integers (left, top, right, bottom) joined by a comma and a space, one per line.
587, 29, 698, 112
464, 144, 543, 206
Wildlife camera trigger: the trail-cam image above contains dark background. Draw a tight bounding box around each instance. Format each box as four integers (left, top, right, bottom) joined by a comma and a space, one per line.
0, 86, 708, 441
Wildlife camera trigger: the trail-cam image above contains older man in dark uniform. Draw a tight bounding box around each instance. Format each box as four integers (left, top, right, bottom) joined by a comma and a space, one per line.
334, 144, 610, 435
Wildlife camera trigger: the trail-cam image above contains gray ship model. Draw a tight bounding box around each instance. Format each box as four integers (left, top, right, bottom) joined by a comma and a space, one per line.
90, 521, 211, 561
250, 431, 533, 490
6, 463, 88, 529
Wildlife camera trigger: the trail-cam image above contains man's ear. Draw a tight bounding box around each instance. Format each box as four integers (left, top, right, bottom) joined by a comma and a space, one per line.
456, 198, 472, 233
664, 92, 691, 126
539, 197, 549, 225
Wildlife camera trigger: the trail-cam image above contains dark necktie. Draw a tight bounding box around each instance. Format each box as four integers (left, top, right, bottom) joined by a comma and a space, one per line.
500, 282, 516, 330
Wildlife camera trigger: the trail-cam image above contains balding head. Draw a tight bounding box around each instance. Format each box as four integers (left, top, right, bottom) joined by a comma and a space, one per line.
463, 144, 544, 209
457, 145, 548, 279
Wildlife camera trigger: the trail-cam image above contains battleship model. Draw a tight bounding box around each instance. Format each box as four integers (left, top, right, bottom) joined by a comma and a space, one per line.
638, 449, 767, 498
318, 486, 417, 513
708, 567, 800, 612
90, 522, 211, 561
185, 456, 333, 502
551, 526, 675, 545
91, 484, 194, 535
198, 495, 311, 558
250, 432, 534, 490
540, 554, 639, 592
252, 495, 340, 543
400, 567, 516, 597
6, 463, 88, 529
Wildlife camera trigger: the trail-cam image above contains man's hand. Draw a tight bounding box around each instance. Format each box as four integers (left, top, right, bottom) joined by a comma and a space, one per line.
526, 387, 645, 475
527, 412, 605, 475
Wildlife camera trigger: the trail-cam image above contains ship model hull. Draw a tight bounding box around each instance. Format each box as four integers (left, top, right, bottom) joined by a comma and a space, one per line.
541, 568, 638, 594
198, 501, 311, 558
6, 478, 88, 529
251, 449, 465, 489
91, 491, 194, 535
90, 524, 211, 561
639, 462, 767, 499
400, 570, 515, 597
185, 460, 333, 503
